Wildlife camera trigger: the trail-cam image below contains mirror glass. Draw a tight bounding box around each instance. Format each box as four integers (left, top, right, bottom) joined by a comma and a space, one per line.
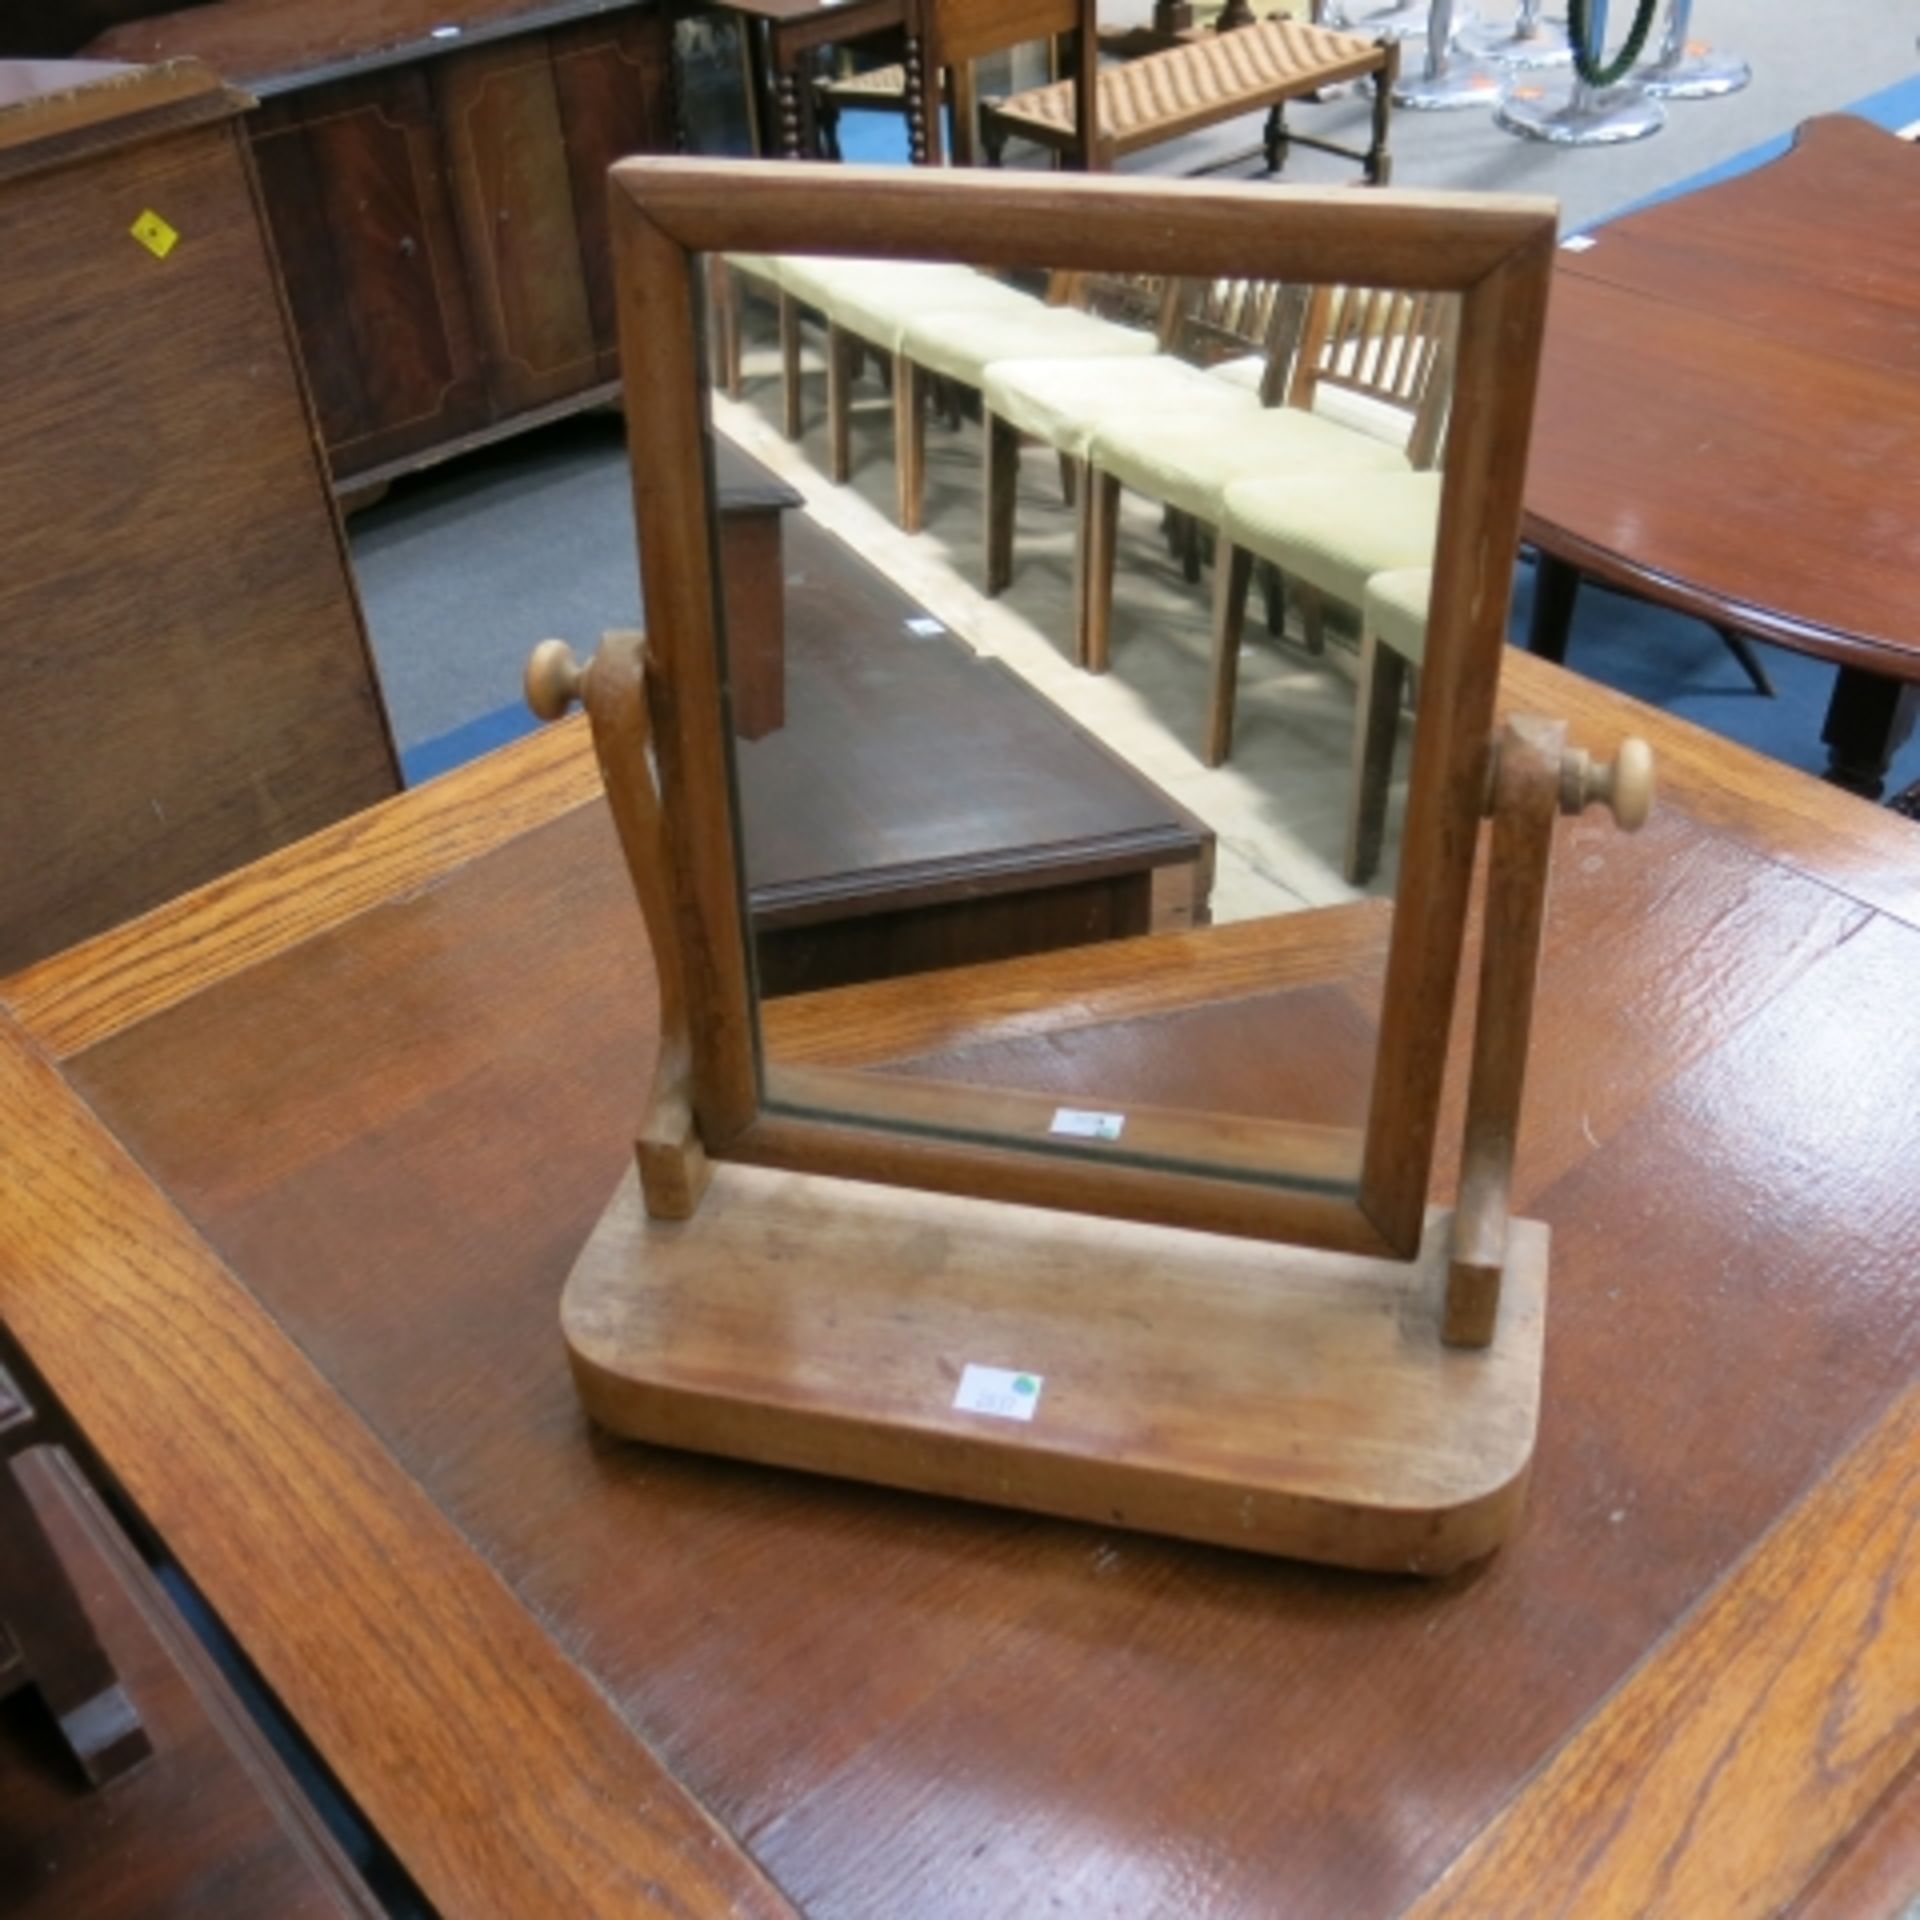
691, 248, 1455, 1195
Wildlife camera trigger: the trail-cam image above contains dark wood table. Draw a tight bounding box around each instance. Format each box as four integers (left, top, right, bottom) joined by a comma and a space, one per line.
2, 643, 1916, 1916
741, 508, 1215, 994
1525, 115, 1920, 797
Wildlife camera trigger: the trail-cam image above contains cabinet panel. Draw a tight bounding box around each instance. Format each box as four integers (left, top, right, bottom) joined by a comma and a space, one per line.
550, 9, 676, 375
251, 69, 488, 479
0, 108, 397, 971
437, 37, 600, 417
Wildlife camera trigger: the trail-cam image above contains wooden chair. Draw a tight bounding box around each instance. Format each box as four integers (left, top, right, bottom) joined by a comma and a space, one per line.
981, 15, 1396, 181
1349, 565, 1429, 886
978, 276, 1294, 645
1202, 292, 1456, 763
1079, 284, 1452, 733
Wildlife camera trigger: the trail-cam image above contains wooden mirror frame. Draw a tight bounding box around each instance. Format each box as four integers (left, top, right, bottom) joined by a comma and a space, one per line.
604, 159, 1557, 1264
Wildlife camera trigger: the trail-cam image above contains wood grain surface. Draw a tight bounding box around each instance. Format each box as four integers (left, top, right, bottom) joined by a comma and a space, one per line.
0, 78, 398, 973
1409, 1382, 1920, 1918
0, 1009, 793, 1920
14, 636, 1910, 1913
0, 718, 599, 1060
1526, 117, 1920, 680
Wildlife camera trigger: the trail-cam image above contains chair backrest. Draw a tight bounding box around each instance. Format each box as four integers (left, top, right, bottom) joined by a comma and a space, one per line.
1169, 277, 1288, 367
918, 0, 1100, 168
1286, 286, 1457, 469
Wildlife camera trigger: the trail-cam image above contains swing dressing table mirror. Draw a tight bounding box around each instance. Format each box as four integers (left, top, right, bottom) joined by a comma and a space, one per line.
528, 160, 1653, 1574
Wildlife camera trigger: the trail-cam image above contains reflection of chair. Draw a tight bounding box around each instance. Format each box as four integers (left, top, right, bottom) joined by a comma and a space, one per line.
979, 278, 1294, 635
1350, 564, 1430, 885
1081, 285, 1452, 727
1211, 469, 1442, 769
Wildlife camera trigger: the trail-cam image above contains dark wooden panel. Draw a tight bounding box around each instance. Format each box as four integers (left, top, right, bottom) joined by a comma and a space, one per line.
756, 870, 1153, 995
436, 33, 599, 416
549, 8, 676, 372
0, 101, 397, 972
263, 67, 490, 477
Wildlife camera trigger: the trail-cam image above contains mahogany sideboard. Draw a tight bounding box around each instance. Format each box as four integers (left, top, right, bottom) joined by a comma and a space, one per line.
0, 60, 399, 976
0, 643, 1914, 1916
13, 0, 681, 491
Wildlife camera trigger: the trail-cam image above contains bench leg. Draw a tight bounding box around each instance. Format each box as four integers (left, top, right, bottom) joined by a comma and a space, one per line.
1367, 44, 1398, 185
1264, 103, 1289, 174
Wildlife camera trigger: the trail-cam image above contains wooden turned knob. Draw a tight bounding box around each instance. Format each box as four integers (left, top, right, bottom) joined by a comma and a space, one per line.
1562, 738, 1655, 830
524, 638, 585, 721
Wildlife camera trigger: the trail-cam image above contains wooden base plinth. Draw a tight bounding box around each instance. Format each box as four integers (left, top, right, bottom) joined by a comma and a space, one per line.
563, 1165, 1547, 1575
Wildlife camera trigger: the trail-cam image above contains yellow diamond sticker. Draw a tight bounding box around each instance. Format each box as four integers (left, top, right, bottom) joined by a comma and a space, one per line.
129, 209, 179, 259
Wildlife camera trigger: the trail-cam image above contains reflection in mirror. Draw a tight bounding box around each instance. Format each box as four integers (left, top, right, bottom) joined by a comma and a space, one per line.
696, 249, 1453, 1197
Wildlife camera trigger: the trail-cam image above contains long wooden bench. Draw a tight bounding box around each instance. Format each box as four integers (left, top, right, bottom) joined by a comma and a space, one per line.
982, 16, 1396, 178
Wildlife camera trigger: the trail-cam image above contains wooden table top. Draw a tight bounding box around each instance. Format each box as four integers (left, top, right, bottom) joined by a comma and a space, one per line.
743, 511, 1210, 916
81, 0, 651, 94
2, 646, 1917, 1917
1525, 115, 1920, 678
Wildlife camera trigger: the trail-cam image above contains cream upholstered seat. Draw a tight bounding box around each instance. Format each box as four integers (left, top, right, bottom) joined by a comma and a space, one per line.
767, 258, 1042, 489
1349, 565, 1431, 887
900, 302, 1158, 387
1206, 469, 1443, 772
984, 352, 1255, 463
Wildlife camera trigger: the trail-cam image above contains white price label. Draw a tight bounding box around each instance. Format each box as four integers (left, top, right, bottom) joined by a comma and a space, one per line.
1560, 233, 1598, 253
953, 1364, 1044, 1422
1050, 1107, 1125, 1141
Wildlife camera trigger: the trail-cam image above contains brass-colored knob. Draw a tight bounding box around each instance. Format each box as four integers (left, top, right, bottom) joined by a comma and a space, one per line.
1561, 738, 1655, 831
524, 638, 585, 721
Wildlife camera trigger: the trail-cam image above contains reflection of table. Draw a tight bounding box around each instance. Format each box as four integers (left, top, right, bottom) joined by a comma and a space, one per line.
4, 642, 1917, 1916
741, 509, 1215, 994
1525, 116, 1920, 797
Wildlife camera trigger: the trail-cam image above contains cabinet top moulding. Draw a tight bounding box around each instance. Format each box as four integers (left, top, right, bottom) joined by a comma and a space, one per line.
80, 0, 659, 97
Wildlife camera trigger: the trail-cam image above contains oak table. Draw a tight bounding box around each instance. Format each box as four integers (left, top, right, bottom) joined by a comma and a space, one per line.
1, 645, 1917, 1917
1525, 115, 1920, 797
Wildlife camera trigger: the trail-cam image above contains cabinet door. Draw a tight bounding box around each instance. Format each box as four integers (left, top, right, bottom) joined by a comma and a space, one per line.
250, 71, 489, 480
550, 9, 677, 377
437, 14, 675, 416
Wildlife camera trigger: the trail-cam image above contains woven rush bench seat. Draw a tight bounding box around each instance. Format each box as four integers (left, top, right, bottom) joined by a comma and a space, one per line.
982, 17, 1397, 179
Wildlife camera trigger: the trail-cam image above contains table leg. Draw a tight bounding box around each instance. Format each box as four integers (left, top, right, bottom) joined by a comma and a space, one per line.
1527, 552, 1580, 664
1820, 667, 1920, 801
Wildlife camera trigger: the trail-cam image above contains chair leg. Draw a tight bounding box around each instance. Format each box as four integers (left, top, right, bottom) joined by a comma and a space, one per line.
1347, 623, 1410, 886
894, 352, 926, 533
1261, 561, 1284, 636
1082, 467, 1121, 673
1058, 451, 1078, 508
1182, 513, 1204, 585
985, 410, 1020, 595
1206, 540, 1254, 766
1298, 582, 1327, 654
779, 292, 803, 441
704, 255, 734, 393
826, 322, 854, 483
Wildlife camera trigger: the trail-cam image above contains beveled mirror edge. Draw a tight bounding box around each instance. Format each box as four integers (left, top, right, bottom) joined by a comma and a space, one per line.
608, 165, 1559, 1264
